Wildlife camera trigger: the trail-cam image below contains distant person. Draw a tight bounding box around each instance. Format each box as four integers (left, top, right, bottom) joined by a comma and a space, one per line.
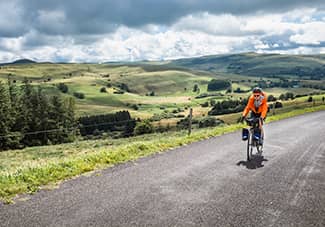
240, 87, 268, 144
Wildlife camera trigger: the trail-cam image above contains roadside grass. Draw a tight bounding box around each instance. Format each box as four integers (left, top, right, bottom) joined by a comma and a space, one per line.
1, 103, 325, 203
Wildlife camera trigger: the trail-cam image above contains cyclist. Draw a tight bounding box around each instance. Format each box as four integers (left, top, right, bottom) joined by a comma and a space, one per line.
240, 87, 268, 144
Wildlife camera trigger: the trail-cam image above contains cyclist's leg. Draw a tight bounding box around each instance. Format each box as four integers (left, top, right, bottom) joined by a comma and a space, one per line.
259, 117, 264, 144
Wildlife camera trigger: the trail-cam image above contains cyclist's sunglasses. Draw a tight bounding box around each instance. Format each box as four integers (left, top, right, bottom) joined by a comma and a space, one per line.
253, 94, 261, 98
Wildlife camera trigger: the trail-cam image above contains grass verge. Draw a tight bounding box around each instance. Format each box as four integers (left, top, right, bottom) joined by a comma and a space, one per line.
1, 104, 325, 203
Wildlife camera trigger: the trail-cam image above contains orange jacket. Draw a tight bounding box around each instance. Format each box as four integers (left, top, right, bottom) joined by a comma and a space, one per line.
242, 92, 268, 119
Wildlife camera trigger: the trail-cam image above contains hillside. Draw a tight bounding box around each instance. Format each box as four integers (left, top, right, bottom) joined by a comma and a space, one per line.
0, 53, 324, 121
0, 58, 37, 66
170, 52, 325, 79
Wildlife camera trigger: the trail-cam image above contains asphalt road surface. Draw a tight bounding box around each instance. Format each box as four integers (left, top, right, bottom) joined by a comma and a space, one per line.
1, 111, 325, 227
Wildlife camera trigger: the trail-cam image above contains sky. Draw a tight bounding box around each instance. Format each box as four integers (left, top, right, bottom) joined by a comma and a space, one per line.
1, 0, 325, 63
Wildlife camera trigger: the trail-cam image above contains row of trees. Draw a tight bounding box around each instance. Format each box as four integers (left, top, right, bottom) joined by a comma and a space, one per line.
78, 111, 136, 137
208, 99, 248, 116
0, 79, 76, 151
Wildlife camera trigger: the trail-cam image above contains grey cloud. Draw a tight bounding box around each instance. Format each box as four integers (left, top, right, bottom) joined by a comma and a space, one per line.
2, 0, 325, 38
258, 31, 325, 52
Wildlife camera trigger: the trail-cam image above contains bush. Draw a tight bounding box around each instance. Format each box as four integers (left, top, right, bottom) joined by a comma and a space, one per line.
267, 95, 277, 102
207, 79, 231, 91
134, 121, 154, 135
193, 84, 199, 92
131, 104, 139, 110
73, 92, 85, 99
307, 96, 313, 102
57, 83, 68, 93
100, 87, 107, 93
274, 101, 283, 108
117, 83, 130, 92
201, 102, 209, 107
279, 92, 295, 101
198, 117, 223, 128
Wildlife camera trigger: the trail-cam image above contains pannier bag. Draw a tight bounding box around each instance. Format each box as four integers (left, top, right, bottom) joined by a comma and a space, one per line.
242, 128, 249, 141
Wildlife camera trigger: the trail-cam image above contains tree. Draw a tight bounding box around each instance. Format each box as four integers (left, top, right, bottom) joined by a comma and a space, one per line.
201, 102, 209, 107
279, 94, 286, 101
267, 95, 277, 102
274, 101, 283, 108
307, 96, 313, 102
73, 92, 85, 99
210, 99, 216, 106
19, 78, 35, 146
6, 78, 22, 148
235, 87, 241, 93
193, 84, 199, 92
100, 87, 107, 93
285, 92, 295, 100
0, 81, 11, 150
207, 79, 231, 91
57, 83, 69, 93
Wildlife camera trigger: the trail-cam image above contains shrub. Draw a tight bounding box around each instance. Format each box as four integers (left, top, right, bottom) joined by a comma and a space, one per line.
134, 121, 154, 135
307, 96, 313, 102
198, 117, 223, 128
274, 101, 283, 108
57, 83, 68, 93
267, 95, 277, 102
193, 84, 199, 92
131, 104, 139, 110
100, 87, 107, 93
73, 92, 85, 99
207, 79, 231, 91
201, 102, 209, 107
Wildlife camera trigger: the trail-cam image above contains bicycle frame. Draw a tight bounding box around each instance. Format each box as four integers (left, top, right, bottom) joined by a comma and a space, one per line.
245, 118, 263, 161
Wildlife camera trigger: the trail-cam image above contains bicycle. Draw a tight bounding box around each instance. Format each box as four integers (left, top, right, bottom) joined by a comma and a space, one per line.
242, 117, 263, 161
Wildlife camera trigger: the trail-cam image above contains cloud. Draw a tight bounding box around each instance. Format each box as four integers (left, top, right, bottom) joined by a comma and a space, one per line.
2, 1, 325, 62
3, 0, 325, 38
289, 21, 325, 45
0, 1, 27, 37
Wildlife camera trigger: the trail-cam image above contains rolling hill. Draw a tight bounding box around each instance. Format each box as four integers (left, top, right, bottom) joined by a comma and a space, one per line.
169, 52, 325, 79
0, 53, 324, 120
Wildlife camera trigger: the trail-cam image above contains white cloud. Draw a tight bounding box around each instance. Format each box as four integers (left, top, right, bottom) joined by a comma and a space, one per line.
289, 21, 325, 45
172, 13, 248, 36
0, 37, 24, 52
2, 7, 325, 63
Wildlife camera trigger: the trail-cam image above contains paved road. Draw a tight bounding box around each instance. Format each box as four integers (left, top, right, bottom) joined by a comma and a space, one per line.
1, 111, 325, 227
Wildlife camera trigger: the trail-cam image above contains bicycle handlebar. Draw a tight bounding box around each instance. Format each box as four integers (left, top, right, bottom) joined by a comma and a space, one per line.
245, 117, 262, 126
